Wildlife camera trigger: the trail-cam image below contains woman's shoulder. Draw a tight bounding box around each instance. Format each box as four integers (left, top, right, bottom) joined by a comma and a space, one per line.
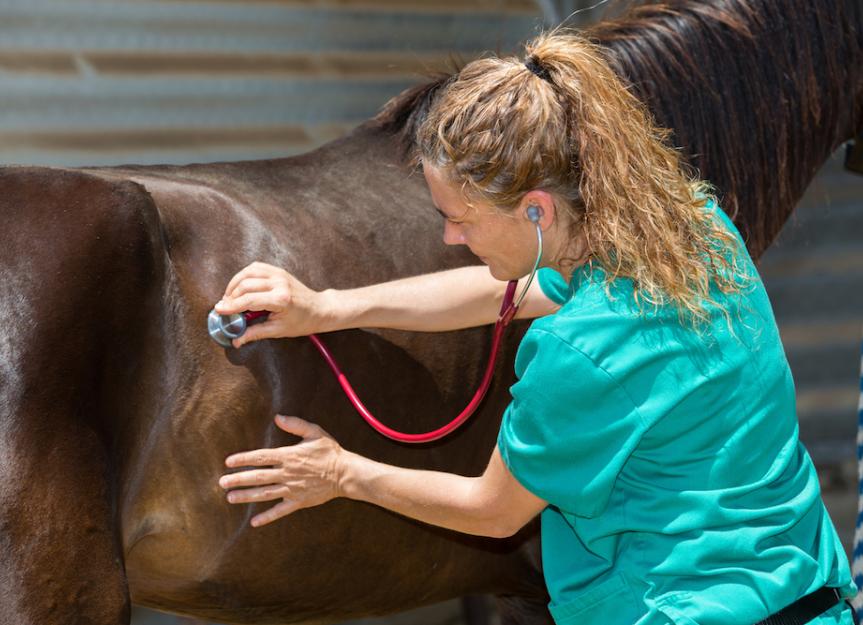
527, 265, 773, 386
535, 260, 652, 330
703, 195, 746, 246
529, 195, 777, 364
521, 284, 649, 389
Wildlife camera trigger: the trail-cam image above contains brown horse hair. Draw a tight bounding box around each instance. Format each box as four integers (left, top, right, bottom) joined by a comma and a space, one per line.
372, 0, 863, 261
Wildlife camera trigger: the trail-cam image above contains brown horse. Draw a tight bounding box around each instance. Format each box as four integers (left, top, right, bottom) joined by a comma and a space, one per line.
0, 1, 860, 624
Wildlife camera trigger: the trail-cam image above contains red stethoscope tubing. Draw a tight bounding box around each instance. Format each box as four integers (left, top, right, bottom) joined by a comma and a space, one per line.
243, 280, 519, 443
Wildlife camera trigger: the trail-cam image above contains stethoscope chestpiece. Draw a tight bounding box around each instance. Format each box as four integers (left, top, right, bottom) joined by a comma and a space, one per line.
207, 308, 249, 348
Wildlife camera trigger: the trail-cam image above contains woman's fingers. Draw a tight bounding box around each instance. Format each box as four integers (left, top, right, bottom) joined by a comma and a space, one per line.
275, 415, 324, 439
231, 320, 283, 348
223, 263, 274, 299
215, 284, 272, 315
225, 449, 281, 468
219, 468, 281, 490
227, 277, 272, 301
251, 500, 302, 527
220, 416, 342, 527
225, 485, 288, 505
215, 262, 326, 344
217, 291, 280, 315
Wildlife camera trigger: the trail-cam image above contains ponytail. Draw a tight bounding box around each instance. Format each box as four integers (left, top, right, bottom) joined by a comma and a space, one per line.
416, 29, 752, 327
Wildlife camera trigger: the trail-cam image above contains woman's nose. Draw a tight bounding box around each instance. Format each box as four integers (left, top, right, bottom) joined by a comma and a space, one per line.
442, 221, 466, 245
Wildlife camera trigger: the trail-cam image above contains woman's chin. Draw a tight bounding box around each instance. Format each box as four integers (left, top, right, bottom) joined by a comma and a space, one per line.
486, 264, 515, 281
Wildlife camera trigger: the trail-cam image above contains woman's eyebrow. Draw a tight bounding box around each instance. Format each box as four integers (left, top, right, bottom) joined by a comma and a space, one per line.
436, 204, 472, 223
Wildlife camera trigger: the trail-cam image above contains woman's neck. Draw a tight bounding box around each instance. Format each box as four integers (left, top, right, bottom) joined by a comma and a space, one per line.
545, 224, 590, 281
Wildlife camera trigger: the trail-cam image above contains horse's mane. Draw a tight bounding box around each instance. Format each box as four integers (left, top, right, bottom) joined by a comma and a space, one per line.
372, 72, 459, 160
370, 0, 863, 259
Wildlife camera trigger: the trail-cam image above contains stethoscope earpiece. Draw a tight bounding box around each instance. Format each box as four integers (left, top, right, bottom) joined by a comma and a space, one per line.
512, 204, 544, 309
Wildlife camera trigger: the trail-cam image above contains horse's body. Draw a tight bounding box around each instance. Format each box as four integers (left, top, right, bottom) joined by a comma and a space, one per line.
1, 1, 860, 624
2, 138, 547, 625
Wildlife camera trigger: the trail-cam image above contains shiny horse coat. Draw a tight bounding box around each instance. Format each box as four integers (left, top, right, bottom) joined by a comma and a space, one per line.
0, 0, 860, 623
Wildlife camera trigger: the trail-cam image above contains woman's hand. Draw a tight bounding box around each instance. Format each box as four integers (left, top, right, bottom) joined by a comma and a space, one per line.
214, 261, 334, 347
219, 415, 344, 527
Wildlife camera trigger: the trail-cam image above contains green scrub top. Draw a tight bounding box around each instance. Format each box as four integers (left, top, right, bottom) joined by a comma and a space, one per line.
497, 199, 856, 624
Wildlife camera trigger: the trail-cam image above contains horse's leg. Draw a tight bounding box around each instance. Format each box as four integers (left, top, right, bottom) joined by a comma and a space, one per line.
0, 414, 130, 624
494, 595, 554, 625
492, 522, 552, 625
460, 595, 493, 625
461, 594, 554, 625
0, 168, 164, 624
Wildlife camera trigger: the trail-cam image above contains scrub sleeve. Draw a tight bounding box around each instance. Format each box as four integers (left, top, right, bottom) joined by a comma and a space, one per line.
497, 199, 856, 625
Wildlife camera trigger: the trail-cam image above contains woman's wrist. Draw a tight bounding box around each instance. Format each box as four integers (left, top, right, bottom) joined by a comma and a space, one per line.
336, 449, 367, 499
336, 450, 420, 511
317, 288, 364, 333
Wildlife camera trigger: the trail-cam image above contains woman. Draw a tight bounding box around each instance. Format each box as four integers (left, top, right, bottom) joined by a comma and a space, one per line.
215, 31, 855, 624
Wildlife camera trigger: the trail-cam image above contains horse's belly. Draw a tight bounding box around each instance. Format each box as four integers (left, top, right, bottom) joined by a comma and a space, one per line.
123, 495, 512, 624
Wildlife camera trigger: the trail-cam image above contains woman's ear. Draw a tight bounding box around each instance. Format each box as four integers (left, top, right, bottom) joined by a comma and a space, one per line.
520, 190, 556, 228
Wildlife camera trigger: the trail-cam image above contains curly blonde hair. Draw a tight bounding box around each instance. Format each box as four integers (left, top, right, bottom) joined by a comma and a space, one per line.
414, 29, 753, 327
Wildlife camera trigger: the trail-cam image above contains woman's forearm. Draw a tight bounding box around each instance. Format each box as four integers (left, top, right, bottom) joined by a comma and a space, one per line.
337, 449, 509, 538
216, 261, 556, 347
220, 416, 545, 533
320, 265, 506, 333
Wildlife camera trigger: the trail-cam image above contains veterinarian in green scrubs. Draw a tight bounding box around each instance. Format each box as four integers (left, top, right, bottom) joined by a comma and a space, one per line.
497, 200, 856, 623
216, 30, 856, 624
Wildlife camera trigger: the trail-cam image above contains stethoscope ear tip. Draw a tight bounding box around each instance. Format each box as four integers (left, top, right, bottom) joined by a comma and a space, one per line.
512, 218, 544, 310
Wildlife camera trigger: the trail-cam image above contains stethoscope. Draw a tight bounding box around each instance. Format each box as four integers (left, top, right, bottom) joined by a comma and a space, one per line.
208, 205, 544, 443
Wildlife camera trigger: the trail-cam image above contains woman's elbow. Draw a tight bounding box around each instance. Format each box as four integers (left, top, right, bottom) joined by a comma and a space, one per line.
483, 513, 535, 539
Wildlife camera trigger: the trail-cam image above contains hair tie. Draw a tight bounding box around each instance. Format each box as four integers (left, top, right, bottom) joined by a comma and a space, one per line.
524, 57, 553, 83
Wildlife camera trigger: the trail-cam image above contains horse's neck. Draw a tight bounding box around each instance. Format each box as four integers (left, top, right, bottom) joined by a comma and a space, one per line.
594, 0, 863, 258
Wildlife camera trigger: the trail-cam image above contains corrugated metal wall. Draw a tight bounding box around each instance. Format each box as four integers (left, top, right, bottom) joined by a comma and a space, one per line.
760, 156, 863, 465
760, 154, 863, 569
0, 0, 543, 166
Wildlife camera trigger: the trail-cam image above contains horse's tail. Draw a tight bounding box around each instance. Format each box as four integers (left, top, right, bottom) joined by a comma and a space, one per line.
0, 166, 165, 623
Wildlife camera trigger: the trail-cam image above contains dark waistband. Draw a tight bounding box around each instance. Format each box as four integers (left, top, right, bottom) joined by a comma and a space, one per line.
753, 586, 847, 625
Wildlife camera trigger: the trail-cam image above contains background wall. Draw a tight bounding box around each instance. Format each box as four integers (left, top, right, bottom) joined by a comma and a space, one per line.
0, 1, 859, 623
0, 0, 546, 166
